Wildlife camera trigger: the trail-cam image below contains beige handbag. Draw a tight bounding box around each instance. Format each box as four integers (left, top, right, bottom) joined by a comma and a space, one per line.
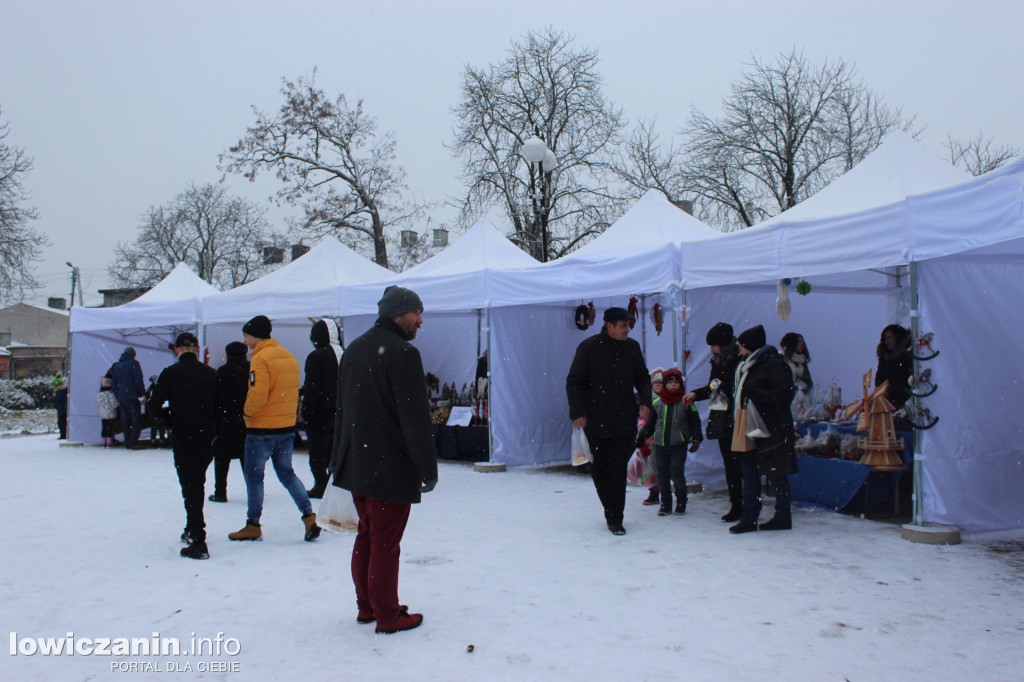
731, 407, 756, 452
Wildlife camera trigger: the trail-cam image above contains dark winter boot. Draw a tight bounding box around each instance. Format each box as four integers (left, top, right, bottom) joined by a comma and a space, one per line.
208, 493, 227, 503
180, 540, 209, 560
721, 506, 742, 523
759, 516, 792, 531
658, 503, 672, 516
643, 488, 660, 506
675, 500, 687, 515
729, 520, 758, 534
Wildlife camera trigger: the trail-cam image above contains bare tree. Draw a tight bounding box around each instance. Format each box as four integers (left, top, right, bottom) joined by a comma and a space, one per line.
221, 70, 420, 269
682, 49, 914, 229
945, 132, 1021, 176
110, 182, 280, 291
0, 111, 49, 305
451, 28, 625, 261
611, 117, 690, 204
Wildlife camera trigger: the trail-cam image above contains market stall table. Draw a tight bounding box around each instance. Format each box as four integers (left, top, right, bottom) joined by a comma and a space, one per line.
789, 422, 913, 515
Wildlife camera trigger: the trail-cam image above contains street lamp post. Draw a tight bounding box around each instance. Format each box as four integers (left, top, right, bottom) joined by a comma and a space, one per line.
521, 134, 557, 262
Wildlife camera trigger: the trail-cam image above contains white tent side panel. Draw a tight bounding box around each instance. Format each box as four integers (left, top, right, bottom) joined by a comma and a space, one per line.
918, 239, 1024, 532
68, 330, 180, 443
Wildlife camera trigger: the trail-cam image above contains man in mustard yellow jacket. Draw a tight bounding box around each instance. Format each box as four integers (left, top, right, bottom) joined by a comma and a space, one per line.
229, 315, 320, 542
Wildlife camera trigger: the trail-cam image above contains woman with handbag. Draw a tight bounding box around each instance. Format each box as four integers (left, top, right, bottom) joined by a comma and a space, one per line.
684, 322, 744, 522
729, 325, 798, 534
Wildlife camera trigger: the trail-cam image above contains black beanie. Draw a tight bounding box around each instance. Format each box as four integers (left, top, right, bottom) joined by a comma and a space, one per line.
225, 341, 248, 358
378, 286, 424, 318
242, 315, 272, 339
705, 322, 734, 346
737, 325, 767, 352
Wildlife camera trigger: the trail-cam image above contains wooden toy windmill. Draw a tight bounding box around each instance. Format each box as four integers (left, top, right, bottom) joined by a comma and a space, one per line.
842, 369, 905, 467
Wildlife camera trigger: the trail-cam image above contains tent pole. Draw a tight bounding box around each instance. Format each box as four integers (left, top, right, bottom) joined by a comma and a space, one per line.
909, 261, 923, 526
680, 289, 687, 380
640, 294, 647, 358
485, 307, 493, 464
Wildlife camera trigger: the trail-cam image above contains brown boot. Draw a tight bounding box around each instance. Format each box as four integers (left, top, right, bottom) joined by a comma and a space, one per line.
302, 513, 321, 542
375, 609, 424, 634
228, 520, 262, 541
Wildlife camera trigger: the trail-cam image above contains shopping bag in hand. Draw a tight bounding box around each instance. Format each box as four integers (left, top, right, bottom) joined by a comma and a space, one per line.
746, 401, 771, 439
571, 426, 593, 466
318, 484, 358, 532
627, 449, 657, 487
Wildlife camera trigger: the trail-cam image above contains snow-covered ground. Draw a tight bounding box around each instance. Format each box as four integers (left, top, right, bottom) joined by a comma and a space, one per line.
2, 434, 1022, 682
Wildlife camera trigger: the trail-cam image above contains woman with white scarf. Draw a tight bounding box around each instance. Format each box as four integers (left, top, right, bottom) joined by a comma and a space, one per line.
729, 325, 798, 534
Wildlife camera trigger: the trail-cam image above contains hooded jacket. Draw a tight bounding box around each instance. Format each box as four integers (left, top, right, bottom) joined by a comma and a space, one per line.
330, 317, 437, 504
216, 354, 249, 436
243, 338, 300, 432
301, 319, 341, 424
566, 327, 652, 439
110, 348, 146, 402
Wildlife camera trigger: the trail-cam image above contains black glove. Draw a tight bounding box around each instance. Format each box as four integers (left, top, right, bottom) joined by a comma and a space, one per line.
420, 478, 437, 493
688, 439, 702, 453
635, 436, 646, 450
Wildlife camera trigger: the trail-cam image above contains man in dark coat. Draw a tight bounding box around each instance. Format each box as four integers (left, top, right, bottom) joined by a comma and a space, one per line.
730, 324, 798, 534
685, 322, 744, 522
110, 346, 147, 449
330, 286, 437, 635
147, 333, 219, 559
566, 307, 652, 536
301, 318, 341, 499
209, 341, 249, 503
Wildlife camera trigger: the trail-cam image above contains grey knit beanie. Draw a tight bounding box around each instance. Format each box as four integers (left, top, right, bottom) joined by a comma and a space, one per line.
378, 286, 424, 318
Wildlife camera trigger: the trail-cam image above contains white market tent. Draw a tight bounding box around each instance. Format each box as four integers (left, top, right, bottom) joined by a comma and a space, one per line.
679, 151, 1024, 533
340, 219, 540, 405
67, 263, 220, 443
201, 237, 392, 370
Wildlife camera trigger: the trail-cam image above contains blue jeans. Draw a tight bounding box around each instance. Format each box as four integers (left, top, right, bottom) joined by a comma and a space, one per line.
243, 433, 312, 523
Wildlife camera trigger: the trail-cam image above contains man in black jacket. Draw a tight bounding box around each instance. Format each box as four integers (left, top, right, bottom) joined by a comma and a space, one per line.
148, 332, 219, 560
330, 286, 437, 635
566, 307, 652, 536
301, 318, 341, 499
209, 342, 249, 503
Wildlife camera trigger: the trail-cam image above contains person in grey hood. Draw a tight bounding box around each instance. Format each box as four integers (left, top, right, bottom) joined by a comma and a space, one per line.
301, 318, 342, 498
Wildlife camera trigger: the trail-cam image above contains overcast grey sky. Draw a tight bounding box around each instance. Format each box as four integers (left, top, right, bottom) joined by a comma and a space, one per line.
2, 0, 1021, 307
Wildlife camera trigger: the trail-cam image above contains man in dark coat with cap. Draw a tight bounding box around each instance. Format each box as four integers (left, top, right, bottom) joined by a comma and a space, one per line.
301, 318, 342, 499
566, 307, 652, 536
147, 332, 219, 560
209, 341, 249, 503
330, 285, 437, 635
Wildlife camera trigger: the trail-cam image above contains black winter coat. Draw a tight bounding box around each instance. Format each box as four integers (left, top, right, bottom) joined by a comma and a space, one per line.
690, 339, 741, 439
876, 349, 913, 408
147, 353, 218, 432
736, 346, 798, 476
566, 328, 652, 439
216, 356, 249, 437
301, 319, 340, 424
330, 317, 437, 504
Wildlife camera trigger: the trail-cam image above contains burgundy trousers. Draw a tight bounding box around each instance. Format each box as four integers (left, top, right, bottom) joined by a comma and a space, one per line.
351, 493, 412, 627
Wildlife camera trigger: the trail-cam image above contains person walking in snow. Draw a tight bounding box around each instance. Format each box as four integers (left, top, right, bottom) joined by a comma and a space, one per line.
109, 346, 147, 449
330, 286, 437, 635
147, 332, 219, 560
228, 315, 320, 544
209, 341, 248, 503
566, 307, 652, 536
300, 318, 341, 499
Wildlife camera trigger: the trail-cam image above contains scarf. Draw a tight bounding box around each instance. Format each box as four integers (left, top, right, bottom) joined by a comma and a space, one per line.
659, 384, 685, 405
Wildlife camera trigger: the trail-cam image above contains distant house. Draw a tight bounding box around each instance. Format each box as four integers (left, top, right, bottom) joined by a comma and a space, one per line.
0, 302, 71, 379
96, 287, 150, 308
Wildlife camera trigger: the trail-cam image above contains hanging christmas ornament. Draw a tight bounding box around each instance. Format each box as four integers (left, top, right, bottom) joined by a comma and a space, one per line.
628, 296, 640, 329
776, 279, 792, 321
796, 280, 812, 296
574, 304, 591, 331
912, 332, 940, 360
651, 303, 664, 336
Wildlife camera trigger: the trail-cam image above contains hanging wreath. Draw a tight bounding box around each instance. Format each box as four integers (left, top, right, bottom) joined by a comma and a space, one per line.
575, 301, 596, 331
651, 303, 664, 336
628, 296, 639, 329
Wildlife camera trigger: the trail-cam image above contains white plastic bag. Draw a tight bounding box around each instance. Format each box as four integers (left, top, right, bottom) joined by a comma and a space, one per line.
627, 450, 657, 487
571, 427, 592, 466
746, 401, 771, 439
318, 485, 359, 532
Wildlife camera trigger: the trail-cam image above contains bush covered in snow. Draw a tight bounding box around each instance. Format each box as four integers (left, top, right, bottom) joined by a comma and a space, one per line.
15, 376, 59, 408
0, 382, 37, 410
